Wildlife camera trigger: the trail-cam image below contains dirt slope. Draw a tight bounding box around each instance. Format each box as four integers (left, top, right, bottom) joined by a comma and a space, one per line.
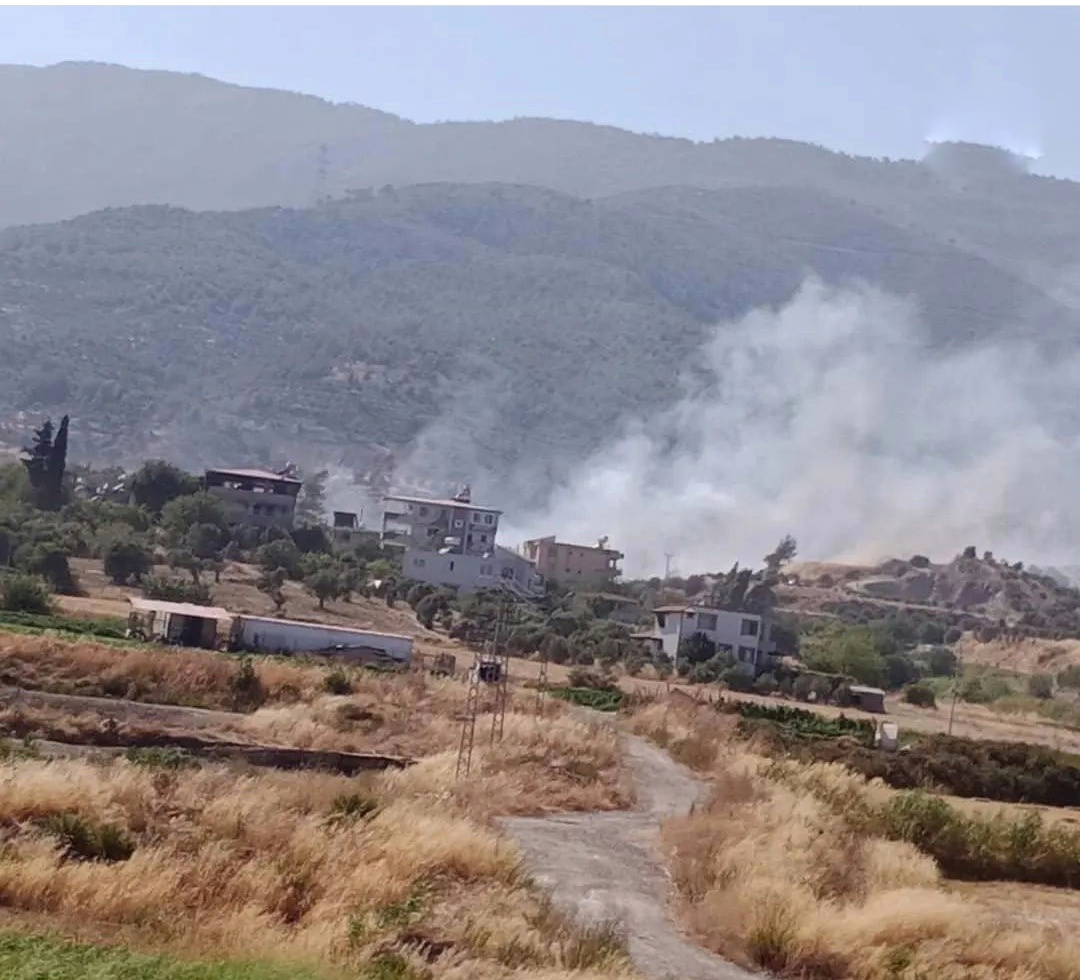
501, 730, 754, 980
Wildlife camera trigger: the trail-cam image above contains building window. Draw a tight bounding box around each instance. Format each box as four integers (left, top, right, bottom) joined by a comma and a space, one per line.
414, 558, 426, 568
419, 506, 429, 517
698, 613, 718, 631
741, 618, 759, 637
480, 534, 488, 543
484, 514, 494, 524
453, 519, 464, 528
449, 561, 455, 571
738, 646, 756, 662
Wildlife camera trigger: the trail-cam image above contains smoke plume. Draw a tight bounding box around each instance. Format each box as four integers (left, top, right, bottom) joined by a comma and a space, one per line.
504, 278, 1080, 577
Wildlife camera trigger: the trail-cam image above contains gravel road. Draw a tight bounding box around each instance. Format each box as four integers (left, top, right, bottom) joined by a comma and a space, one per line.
500, 729, 755, 980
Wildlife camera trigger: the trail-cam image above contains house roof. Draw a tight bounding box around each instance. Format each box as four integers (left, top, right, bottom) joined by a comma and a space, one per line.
849, 685, 887, 697
206, 467, 301, 484
383, 493, 501, 514
128, 597, 234, 621
652, 604, 760, 617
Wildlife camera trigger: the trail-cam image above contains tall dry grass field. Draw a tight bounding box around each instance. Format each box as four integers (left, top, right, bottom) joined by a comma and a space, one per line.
641, 703, 1080, 980
0, 631, 328, 707
0, 746, 632, 980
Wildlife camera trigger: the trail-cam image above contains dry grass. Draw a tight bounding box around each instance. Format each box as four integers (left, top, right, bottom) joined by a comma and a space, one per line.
0, 631, 327, 708
0, 748, 633, 979
657, 725, 1080, 980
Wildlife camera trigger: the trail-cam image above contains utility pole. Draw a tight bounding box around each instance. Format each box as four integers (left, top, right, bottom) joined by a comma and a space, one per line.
663, 553, 674, 584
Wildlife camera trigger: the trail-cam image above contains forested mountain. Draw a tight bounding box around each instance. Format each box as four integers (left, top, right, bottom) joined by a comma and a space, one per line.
5, 62, 1080, 497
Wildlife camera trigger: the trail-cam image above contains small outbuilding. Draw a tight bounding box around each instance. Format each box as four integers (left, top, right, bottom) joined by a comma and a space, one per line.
127, 598, 234, 649
848, 684, 887, 714
234, 615, 413, 667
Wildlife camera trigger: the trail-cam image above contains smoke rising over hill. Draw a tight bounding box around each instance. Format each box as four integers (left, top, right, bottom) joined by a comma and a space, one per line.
503, 279, 1080, 577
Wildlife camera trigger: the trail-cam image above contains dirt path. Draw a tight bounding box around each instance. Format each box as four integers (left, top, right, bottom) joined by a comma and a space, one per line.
500, 730, 755, 980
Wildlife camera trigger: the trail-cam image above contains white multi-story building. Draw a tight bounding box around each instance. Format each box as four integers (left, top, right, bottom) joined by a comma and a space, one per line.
634, 603, 776, 673
380, 487, 542, 595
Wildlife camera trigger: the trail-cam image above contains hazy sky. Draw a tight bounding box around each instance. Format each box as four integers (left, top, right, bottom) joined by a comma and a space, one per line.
0, 6, 1073, 174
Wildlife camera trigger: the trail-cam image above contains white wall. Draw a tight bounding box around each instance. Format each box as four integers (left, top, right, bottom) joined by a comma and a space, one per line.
659, 608, 768, 669
403, 547, 541, 594
237, 618, 413, 663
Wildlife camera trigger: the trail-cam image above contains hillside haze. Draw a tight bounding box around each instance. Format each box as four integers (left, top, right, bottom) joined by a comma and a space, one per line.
5, 62, 1080, 567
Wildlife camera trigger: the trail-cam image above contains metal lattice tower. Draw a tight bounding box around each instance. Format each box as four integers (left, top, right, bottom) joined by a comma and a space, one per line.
455, 580, 544, 781
455, 649, 484, 781
489, 596, 514, 744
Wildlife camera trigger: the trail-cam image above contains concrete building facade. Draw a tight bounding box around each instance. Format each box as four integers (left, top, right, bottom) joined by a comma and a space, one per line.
382, 487, 541, 594
204, 468, 301, 529
634, 604, 776, 673
521, 535, 623, 588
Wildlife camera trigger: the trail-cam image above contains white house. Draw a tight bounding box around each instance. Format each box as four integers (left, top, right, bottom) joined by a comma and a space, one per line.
634, 604, 776, 672
382, 486, 543, 595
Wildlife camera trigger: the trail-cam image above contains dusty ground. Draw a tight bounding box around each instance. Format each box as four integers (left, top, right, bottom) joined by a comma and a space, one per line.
502, 721, 754, 980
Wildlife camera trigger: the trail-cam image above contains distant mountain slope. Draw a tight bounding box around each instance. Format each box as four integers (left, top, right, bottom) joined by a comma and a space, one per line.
3, 62, 1080, 292
0, 181, 1071, 484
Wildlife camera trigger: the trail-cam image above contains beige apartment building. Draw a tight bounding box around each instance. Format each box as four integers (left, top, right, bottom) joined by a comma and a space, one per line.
521, 535, 623, 588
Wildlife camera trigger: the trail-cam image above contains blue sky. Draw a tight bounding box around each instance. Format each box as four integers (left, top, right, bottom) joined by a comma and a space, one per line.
1, 6, 1073, 174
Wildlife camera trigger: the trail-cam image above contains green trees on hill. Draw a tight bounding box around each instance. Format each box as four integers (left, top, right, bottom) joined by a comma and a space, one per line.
21, 415, 69, 512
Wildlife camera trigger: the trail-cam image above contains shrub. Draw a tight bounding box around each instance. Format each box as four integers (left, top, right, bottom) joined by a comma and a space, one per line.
323, 668, 353, 696
1028, 673, 1055, 699
140, 574, 212, 606
327, 792, 380, 825
1057, 664, 1080, 689
124, 746, 198, 770
943, 626, 963, 645
38, 812, 135, 863
229, 658, 266, 712
722, 667, 755, 693
0, 573, 53, 614
753, 672, 778, 695
903, 682, 937, 708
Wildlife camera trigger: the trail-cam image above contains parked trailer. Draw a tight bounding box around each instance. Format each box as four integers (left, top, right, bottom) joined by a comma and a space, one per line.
235, 615, 413, 666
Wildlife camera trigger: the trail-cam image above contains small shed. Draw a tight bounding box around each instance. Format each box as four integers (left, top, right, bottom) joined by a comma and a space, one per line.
127, 598, 234, 649
849, 684, 887, 714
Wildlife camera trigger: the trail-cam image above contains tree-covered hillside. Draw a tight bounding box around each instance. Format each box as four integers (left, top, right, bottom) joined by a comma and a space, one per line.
1, 179, 1068, 484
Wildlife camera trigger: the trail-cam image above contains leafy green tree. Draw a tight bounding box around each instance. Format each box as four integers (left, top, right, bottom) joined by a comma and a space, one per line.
304, 565, 342, 609
925, 646, 959, 677
763, 534, 797, 573
257, 566, 288, 614
167, 548, 205, 584
902, 682, 937, 708
884, 654, 920, 690
14, 543, 78, 595
542, 634, 570, 665
160, 493, 227, 546
256, 537, 304, 579
21, 416, 69, 511
0, 573, 53, 613
129, 460, 198, 514
678, 631, 717, 666
802, 624, 885, 686
103, 537, 154, 585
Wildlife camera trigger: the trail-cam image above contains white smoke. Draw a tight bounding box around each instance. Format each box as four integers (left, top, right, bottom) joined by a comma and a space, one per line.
504, 278, 1080, 577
